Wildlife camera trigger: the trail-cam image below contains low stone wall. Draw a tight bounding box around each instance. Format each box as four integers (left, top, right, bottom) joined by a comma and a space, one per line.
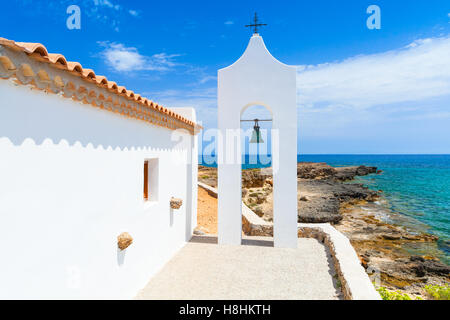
242, 203, 274, 236
198, 182, 381, 300
198, 181, 218, 199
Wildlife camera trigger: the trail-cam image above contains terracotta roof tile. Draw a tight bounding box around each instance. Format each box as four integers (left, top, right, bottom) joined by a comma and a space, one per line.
117, 86, 127, 94
82, 68, 96, 79
0, 37, 200, 130
15, 42, 48, 56
67, 61, 83, 72
95, 75, 108, 85
47, 53, 67, 66
107, 81, 118, 90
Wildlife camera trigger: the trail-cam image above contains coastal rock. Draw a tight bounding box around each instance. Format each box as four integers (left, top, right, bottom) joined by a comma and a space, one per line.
332, 183, 378, 202
356, 165, 377, 176
256, 193, 265, 204
412, 264, 426, 277
298, 210, 343, 224
242, 170, 267, 188
380, 233, 402, 240
295, 179, 378, 224
202, 162, 378, 224
414, 259, 450, 277
410, 256, 425, 262
198, 161, 447, 300
336, 202, 449, 298
254, 206, 263, 217
297, 162, 337, 179
200, 163, 378, 188
393, 256, 450, 278
198, 166, 218, 187
296, 163, 377, 181
334, 165, 377, 181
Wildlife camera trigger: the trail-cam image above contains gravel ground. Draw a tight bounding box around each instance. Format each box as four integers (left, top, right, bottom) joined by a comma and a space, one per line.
135, 235, 343, 300
196, 187, 218, 234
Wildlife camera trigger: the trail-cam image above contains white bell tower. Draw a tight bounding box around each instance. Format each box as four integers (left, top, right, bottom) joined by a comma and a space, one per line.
217, 29, 298, 248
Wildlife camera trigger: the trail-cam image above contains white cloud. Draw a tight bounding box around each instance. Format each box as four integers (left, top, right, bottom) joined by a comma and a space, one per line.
128, 10, 139, 17
199, 75, 217, 84
150, 87, 217, 100
295, 35, 450, 152
151, 53, 181, 69
297, 35, 450, 111
136, 35, 450, 148
98, 42, 180, 72
145, 87, 218, 128
93, 0, 120, 10
224, 21, 234, 25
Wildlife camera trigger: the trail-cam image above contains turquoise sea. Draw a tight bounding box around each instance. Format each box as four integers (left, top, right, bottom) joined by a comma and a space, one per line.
200, 154, 450, 264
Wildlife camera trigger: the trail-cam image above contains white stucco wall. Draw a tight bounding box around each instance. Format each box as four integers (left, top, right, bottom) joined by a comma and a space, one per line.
0, 80, 197, 299
170, 107, 199, 241
217, 34, 298, 248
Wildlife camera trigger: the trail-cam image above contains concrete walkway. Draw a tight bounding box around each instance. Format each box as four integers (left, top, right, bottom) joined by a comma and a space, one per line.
136, 236, 342, 300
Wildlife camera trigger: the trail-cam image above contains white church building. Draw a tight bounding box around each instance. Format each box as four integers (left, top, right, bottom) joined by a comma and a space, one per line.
0, 38, 200, 299
0, 30, 381, 300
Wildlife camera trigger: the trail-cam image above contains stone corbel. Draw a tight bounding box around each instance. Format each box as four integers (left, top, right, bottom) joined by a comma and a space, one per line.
117, 232, 133, 250
170, 197, 183, 209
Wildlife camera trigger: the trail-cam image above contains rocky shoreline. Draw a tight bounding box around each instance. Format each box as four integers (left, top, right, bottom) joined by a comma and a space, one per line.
198, 162, 449, 299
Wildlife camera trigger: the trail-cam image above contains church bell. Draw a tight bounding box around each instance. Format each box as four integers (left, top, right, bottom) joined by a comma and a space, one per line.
250, 119, 264, 143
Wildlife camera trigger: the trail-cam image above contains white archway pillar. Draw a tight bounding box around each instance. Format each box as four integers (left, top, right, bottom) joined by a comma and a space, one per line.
217, 34, 298, 248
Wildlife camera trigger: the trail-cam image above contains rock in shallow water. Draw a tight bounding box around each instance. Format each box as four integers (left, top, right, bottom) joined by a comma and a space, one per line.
334, 165, 377, 181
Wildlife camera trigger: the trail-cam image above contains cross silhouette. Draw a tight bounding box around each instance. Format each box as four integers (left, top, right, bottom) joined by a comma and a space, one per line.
245, 12, 267, 34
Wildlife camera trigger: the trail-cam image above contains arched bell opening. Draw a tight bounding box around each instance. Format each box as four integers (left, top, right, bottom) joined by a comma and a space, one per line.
240, 104, 274, 232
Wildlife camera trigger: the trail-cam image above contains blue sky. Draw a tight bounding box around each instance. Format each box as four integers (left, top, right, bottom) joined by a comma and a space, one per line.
1, 0, 450, 154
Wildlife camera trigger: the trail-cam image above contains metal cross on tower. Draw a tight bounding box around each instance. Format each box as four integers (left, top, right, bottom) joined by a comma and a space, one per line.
245, 12, 267, 34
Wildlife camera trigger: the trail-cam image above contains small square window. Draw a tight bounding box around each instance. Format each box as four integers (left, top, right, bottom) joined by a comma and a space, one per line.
143, 158, 159, 202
